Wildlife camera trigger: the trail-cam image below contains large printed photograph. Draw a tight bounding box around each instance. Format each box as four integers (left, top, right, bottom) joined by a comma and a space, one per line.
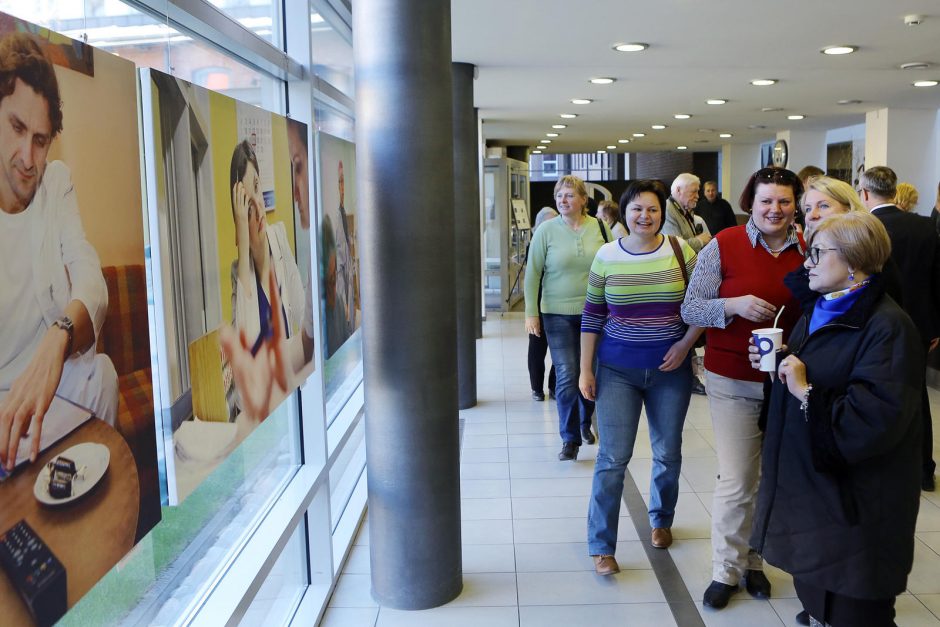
141, 69, 315, 504
0, 15, 160, 626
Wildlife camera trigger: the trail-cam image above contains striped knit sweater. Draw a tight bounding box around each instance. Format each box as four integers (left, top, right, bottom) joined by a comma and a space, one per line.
582, 236, 697, 369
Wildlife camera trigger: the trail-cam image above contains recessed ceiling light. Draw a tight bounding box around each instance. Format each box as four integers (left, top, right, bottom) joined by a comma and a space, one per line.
597, 149, 607, 153
633, 133, 646, 137
706, 99, 727, 105
836, 99, 862, 105
618, 139, 630, 143
677, 146, 688, 150
612, 42, 648, 52
761, 107, 782, 112
540, 139, 552, 143
674, 114, 692, 119
532, 150, 542, 154
913, 80, 939, 87
571, 98, 593, 105
719, 133, 733, 138
552, 124, 567, 129
560, 113, 578, 119
546, 133, 559, 137
651, 124, 667, 130
590, 77, 615, 85
787, 114, 805, 120
697, 128, 715, 133
606, 145, 617, 149
751, 79, 777, 86
901, 62, 931, 70
748, 124, 767, 129
821, 45, 857, 55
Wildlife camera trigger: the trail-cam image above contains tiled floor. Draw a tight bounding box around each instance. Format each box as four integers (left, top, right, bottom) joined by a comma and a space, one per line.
321, 312, 940, 626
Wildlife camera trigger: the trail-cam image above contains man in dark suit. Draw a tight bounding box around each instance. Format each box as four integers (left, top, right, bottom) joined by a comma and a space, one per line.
861, 166, 940, 491
695, 180, 738, 236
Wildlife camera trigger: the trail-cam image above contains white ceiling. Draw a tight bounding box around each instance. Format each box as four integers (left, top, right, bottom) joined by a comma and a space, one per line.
451, 0, 940, 153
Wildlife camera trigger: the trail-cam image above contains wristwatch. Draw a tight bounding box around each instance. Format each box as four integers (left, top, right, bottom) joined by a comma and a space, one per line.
52, 315, 75, 356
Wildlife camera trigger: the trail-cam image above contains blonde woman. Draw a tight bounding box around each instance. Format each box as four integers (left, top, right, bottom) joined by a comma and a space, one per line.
894, 182, 919, 212
525, 175, 612, 460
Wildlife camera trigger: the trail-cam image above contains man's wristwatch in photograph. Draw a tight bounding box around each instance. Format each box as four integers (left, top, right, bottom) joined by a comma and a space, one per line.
52, 315, 75, 356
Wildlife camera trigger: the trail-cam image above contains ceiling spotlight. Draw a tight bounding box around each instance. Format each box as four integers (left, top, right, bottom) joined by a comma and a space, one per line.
821, 45, 857, 55
618, 139, 630, 143
901, 62, 931, 70
546, 133, 559, 137
560, 113, 578, 119
612, 42, 648, 52
540, 139, 552, 143
606, 145, 617, 150
597, 149, 607, 154
761, 107, 783, 112
719, 133, 733, 138
677, 146, 688, 150
590, 77, 615, 84
651, 124, 667, 130
836, 99, 862, 105
913, 80, 939, 87
751, 79, 777, 86
706, 98, 727, 105
532, 150, 542, 154
632, 133, 646, 137
674, 113, 692, 119
787, 114, 805, 120
571, 98, 593, 104
748, 124, 767, 129
552, 124, 567, 129
697, 128, 715, 133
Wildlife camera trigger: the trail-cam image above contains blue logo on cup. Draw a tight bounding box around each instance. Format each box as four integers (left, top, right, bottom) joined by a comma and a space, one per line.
754, 336, 775, 357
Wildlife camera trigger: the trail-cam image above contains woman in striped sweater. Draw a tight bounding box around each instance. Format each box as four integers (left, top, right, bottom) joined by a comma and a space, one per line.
579, 179, 702, 576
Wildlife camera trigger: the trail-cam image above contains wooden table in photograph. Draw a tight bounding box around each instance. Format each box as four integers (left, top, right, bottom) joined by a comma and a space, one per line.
0, 419, 139, 625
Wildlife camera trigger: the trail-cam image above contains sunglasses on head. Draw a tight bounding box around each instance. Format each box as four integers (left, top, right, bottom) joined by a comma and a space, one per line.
754, 167, 799, 184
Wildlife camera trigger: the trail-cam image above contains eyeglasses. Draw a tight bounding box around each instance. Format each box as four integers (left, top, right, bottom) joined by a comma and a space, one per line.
806, 246, 840, 265
755, 167, 799, 185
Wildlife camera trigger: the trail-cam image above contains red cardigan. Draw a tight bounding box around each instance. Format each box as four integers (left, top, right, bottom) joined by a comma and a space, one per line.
704, 226, 804, 382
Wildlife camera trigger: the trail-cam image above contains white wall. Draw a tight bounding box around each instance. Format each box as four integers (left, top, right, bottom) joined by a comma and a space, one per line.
776, 129, 826, 173
866, 108, 940, 216
722, 143, 762, 213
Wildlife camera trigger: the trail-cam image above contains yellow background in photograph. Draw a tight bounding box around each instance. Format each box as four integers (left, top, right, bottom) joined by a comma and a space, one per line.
210, 92, 296, 324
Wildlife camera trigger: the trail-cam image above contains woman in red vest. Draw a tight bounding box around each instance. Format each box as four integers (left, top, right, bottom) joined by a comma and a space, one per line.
680, 167, 805, 610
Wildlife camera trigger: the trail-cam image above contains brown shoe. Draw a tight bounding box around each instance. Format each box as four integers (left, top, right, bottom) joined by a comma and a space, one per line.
651, 527, 673, 549
592, 554, 620, 576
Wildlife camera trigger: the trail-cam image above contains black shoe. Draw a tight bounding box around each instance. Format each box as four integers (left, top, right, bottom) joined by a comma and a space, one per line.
532, 390, 545, 401
702, 580, 737, 609
795, 610, 810, 626
558, 442, 579, 461
924, 474, 936, 492
743, 569, 771, 599
548, 389, 556, 400
691, 378, 707, 395
581, 426, 596, 445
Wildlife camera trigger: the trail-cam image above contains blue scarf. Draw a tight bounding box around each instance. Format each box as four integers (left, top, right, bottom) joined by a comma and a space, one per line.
808, 281, 870, 334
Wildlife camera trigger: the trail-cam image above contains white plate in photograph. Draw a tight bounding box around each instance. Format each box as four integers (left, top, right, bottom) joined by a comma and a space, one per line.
33, 442, 111, 506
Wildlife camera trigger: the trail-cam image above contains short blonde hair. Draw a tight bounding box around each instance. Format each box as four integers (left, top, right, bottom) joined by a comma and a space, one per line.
806, 176, 866, 213
554, 175, 589, 214
894, 182, 919, 211
808, 212, 891, 275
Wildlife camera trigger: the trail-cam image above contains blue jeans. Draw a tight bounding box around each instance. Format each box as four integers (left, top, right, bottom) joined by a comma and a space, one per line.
542, 313, 595, 445
587, 357, 692, 555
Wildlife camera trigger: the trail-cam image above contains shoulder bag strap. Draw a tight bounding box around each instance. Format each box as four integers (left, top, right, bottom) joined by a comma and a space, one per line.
596, 216, 610, 243
667, 235, 689, 288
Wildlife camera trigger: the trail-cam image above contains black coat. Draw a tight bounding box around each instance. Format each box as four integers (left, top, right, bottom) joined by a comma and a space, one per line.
872, 204, 940, 345
751, 274, 924, 599
695, 196, 738, 236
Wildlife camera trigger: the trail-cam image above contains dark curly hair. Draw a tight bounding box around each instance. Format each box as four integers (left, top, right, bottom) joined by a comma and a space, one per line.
0, 33, 63, 137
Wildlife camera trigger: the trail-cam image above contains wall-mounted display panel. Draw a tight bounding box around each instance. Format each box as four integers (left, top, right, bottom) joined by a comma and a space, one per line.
140, 68, 316, 503
0, 13, 161, 625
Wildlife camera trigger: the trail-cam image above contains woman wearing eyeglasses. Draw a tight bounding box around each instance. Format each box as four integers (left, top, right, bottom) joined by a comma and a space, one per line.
525, 175, 612, 461
750, 212, 922, 627
681, 167, 805, 609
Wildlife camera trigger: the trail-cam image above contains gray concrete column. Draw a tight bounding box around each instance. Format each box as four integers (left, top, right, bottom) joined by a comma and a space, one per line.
354, 0, 462, 610
453, 62, 478, 409
474, 108, 484, 340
